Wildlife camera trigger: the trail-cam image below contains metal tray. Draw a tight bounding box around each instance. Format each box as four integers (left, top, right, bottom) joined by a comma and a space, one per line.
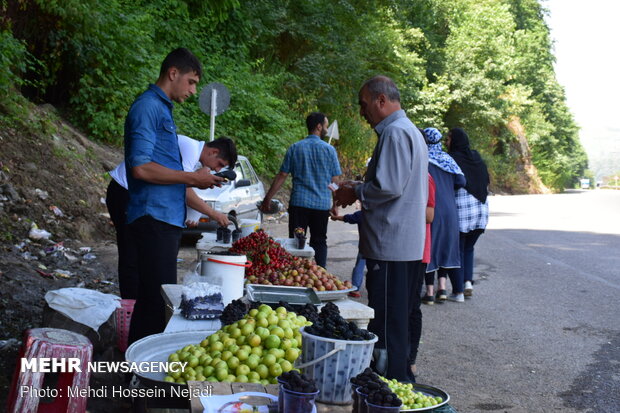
125, 331, 211, 389
315, 286, 357, 301
245, 284, 321, 305
400, 382, 451, 411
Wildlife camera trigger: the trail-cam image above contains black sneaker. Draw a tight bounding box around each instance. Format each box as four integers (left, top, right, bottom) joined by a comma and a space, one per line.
436, 289, 447, 302
421, 295, 435, 305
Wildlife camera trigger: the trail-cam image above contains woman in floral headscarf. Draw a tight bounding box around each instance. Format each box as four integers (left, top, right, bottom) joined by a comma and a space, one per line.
423, 128, 466, 303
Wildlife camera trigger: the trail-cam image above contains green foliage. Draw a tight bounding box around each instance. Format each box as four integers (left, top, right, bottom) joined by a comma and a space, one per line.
0, 31, 26, 93
0, 30, 42, 114
1, 0, 587, 189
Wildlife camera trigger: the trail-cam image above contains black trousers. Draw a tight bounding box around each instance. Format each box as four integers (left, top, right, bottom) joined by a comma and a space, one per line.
409, 262, 426, 365
288, 205, 330, 268
127, 215, 181, 344
105, 180, 139, 299
366, 259, 422, 381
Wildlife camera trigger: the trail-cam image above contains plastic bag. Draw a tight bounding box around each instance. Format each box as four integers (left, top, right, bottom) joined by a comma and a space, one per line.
28, 223, 51, 240
44, 288, 121, 332
180, 282, 224, 320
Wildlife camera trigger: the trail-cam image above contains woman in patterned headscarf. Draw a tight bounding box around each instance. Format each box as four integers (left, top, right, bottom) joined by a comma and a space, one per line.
447, 128, 490, 298
423, 128, 467, 303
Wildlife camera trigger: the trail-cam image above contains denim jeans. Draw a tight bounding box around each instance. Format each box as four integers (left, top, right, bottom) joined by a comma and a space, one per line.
458, 229, 484, 283
351, 252, 366, 289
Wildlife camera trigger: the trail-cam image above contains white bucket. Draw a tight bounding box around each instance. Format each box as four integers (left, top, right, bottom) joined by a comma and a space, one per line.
297, 327, 378, 405
239, 219, 261, 237
200, 253, 250, 305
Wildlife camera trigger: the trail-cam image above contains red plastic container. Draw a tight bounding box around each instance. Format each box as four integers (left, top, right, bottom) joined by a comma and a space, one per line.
115, 299, 135, 352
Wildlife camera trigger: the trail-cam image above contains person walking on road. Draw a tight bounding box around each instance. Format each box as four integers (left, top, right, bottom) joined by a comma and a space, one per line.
447, 127, 490, 298
260, 112, 341, 269
333, 76, 428, 382
424, 127, 466, 303
124, 48, 225, 344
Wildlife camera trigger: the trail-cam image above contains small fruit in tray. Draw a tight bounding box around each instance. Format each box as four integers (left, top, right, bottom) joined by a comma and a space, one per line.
381, 377, 443, 410
231, 231, 351, 291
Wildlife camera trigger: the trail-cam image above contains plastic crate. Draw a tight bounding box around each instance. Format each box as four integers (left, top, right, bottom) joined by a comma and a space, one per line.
115, 299, 135, 352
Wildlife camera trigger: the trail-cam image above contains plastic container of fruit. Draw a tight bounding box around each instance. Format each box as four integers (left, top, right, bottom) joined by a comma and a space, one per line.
398, 383, 451, 411
297, 326, 378, 404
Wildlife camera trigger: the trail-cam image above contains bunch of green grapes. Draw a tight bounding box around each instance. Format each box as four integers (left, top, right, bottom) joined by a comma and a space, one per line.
380, 377, 443, 410
164, 304, 311, 384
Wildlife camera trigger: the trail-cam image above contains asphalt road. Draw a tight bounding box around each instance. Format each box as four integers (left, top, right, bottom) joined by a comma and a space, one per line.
180, 189, 620, 412
313, 189, 620, 413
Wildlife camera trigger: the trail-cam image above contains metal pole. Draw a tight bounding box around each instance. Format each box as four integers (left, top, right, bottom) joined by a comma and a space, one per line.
209, 89, 218, 142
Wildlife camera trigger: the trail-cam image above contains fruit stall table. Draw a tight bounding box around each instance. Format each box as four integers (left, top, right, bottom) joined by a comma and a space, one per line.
274, 237, 315, 257
195, 232, 233, 259
160, 284, 374, 333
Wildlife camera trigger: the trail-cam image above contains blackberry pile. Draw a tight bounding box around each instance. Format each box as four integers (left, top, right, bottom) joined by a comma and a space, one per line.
220, 299, 248, 326
305, 302, 374, 340
358, 376, 402, 408
279, 370, 318, 393
350, 367, 382, 388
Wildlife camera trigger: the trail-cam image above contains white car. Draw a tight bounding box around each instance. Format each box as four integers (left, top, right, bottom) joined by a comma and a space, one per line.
186, 155, 265, 230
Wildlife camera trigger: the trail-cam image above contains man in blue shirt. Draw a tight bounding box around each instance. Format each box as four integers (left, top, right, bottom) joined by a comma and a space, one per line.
261, 112, 341, 268
124, 48, 224, 344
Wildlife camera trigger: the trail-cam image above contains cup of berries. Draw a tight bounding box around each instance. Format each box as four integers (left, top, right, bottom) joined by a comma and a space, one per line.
294, 227, 306, 249
278, 371, 320, 413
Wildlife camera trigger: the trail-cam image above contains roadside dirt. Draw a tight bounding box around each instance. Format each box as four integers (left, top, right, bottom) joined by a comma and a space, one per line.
0, 102, 124, 407
0, 100, 287, 411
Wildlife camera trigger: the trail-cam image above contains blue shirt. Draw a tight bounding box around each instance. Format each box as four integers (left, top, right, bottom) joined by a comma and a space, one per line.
124, 84, 186, 227
280, 135, 341, 210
